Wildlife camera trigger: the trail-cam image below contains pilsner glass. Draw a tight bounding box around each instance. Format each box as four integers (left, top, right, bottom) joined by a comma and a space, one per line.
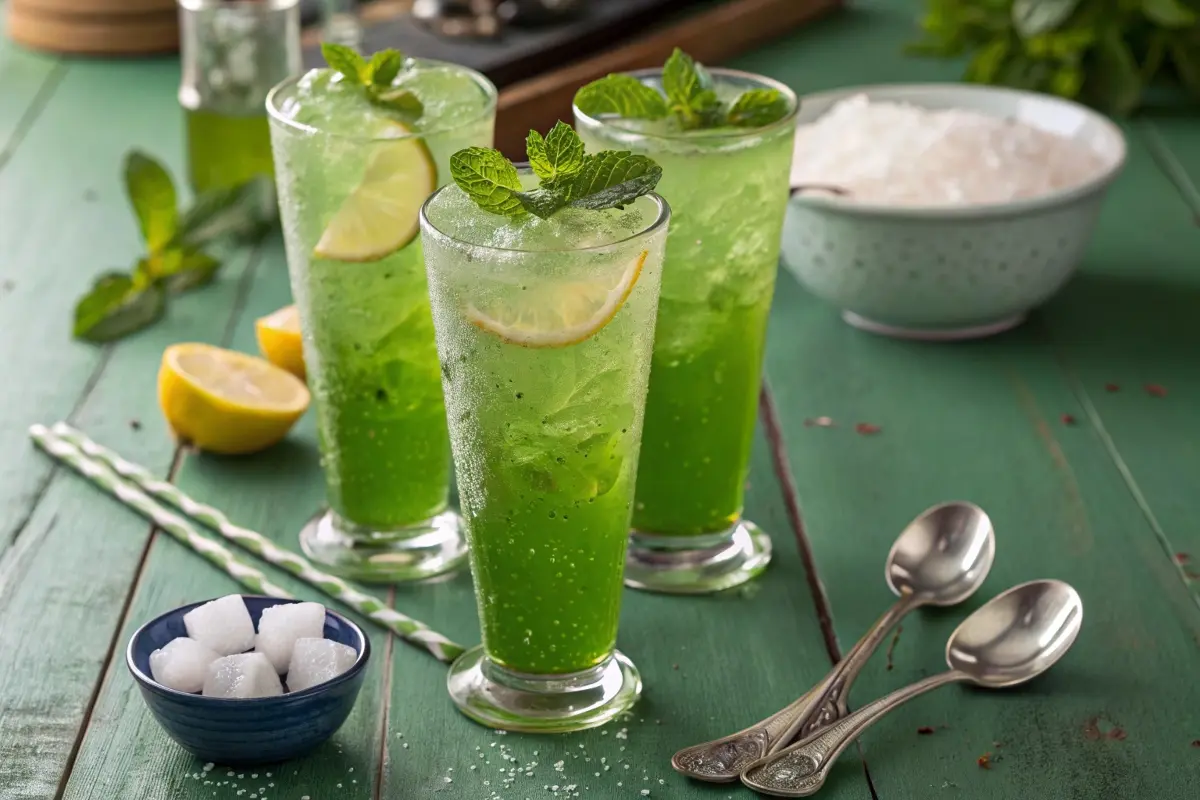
421, 172, 670, 731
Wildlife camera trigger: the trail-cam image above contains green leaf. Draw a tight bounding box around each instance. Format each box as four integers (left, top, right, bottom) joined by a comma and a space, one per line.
726, 89, 791, 127
123, 151, 178, 254
567, 151, 662, 212
1089, 28, 1144, 115
450, 147, 526, 217
573, 74, 669, 119
526, 121, 586, 186
366, 49, 404, 86
514, 186, 570, 219
73, 272, 166, 342
1170, 40, 1200, 98
163, 250, 221, 294
1143, 0, 1197, 27
1012, 0, 1080, 38
964, 39, 1011, 84
1050, 65, 1085, 97
368, 86, 424, 119
661, 48, 724, 127
175, 176, 275, 249
321, 42, 366, 83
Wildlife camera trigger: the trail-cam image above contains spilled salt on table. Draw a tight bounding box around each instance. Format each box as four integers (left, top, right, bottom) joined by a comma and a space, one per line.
791, 94, 1107, 206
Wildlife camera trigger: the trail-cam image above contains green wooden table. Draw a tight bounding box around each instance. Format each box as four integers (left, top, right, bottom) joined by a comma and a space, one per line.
3, 1, 1200, 798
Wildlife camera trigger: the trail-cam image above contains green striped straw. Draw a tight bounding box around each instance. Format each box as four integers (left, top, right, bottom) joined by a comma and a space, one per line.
31, 423, 465, 663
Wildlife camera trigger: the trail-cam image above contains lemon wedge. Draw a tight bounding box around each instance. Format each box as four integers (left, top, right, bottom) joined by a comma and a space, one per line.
158, 343, 310, 455
255, 304, 306, 380
466, 250, 647, 348
313, 121, 436, 262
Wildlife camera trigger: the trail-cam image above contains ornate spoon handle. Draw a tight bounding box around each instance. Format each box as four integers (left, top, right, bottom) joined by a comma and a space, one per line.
770, 590, 921, 752
741, 670, 968, 797
671, 678, 830, 782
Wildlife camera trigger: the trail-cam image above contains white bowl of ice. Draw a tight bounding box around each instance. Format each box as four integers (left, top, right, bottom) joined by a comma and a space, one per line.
781, 83, 1126, 340
128, 595, 369, 765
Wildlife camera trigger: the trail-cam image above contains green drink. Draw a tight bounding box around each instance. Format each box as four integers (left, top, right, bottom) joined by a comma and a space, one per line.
575, 51, 798, 593
425, 125, 669, 731
186, 109, 274, 193
267, 48, 497, 582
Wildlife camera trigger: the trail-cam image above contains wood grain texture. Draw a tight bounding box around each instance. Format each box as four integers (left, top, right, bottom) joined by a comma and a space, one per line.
0, 57, 260, 799
59, 247, 862, 797
59, 241, 397, 800
733, 1, 1200, 796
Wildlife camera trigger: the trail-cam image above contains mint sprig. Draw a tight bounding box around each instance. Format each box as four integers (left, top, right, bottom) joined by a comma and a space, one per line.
450, 121, 662, 220
72, 150, 273, 343
321, 43, 424, 120
575, 47, 793, 131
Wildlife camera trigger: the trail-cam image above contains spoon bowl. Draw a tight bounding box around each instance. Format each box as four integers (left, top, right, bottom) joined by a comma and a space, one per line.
947, 578, 1082, 687
886, 501, 994, 605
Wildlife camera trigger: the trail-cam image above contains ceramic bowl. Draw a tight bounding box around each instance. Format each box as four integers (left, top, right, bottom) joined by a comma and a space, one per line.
127, 595, 370, 765
781, 83, 1126, 340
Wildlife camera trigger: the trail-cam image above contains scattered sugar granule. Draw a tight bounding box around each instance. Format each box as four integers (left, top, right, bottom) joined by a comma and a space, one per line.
790, 94, 1109, 206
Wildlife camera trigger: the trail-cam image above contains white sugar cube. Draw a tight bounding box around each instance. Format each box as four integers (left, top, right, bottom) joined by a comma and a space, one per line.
286, 638, 358, 693
202, 653, 283, 699
149, 637, 220, 693
256, 602, 326, 673
183, 595, 256, 656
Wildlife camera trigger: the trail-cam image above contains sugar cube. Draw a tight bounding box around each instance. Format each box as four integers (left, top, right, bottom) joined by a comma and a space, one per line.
256, 602, 326, 673
286, 638, 358, 692
183, 595, 256, 656
149, 636, 220, 693
202, 653, 284, 699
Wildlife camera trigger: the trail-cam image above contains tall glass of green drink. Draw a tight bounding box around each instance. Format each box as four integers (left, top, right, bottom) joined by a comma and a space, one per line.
575, 50, 798, 594
423, 125, 669, 731
267, 46, 496, 582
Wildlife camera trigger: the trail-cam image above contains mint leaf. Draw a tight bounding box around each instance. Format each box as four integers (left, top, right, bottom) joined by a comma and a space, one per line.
526, 122, 586, 186
574, 74, 668, 120
73, 271, 166, 342
515, 186, 569, 219
1012, 0, 1079, 38
163, 250, 221, 294
661, 48, 723, 128
366, 49, 404, 85
450, 147, 526, 217
175, 176, 275, 249
369, 86, 424, 119
322, 42, 367, 82
124, 151, 177, 254
567, 151, 662, 212
726, 88, 790, 127
1143, 0, 1196, 28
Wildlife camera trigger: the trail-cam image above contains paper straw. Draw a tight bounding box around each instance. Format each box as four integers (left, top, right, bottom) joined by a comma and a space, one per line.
31, 423, 464, 663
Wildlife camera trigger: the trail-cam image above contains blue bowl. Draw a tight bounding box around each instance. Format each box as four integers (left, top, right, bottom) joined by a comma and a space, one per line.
127, 595, 370, 766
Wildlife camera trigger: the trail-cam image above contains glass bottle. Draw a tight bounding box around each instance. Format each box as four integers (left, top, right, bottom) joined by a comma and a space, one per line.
178, 0, 301, 195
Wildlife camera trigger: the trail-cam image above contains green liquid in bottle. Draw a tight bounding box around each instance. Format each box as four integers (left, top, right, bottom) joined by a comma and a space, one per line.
185, 108, 274, 194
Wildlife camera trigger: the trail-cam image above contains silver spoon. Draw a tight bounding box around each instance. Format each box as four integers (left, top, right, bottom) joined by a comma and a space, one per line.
741, 579, 1083, 797
671, 502, 995, 782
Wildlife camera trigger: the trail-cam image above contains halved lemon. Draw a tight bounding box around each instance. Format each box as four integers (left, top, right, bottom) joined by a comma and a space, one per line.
466, 250, 648, 348
158, 343, 311, 455
255, 304, 306, 380
313, 121, 436, 262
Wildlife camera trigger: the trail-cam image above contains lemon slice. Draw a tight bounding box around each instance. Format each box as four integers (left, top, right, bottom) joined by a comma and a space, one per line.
255, 304, 306, 380
467, 250, 648, 348
313, 121, 436, 262
158, 343, 311, 455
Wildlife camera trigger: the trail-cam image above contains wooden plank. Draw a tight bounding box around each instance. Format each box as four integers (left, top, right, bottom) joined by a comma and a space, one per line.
734, 1, 1200, 796
0, 26, 62, 164
61, 241, 395, 800
59, 246, 859, 797
494, 0, 842, 156
0, 57, 262, 798
376, 425, 871, 800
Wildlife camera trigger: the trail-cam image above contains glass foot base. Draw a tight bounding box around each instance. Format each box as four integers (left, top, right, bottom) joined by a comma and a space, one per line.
625, 520, 772, 594
298, 509, 468, 584
447, 646, 642, 733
